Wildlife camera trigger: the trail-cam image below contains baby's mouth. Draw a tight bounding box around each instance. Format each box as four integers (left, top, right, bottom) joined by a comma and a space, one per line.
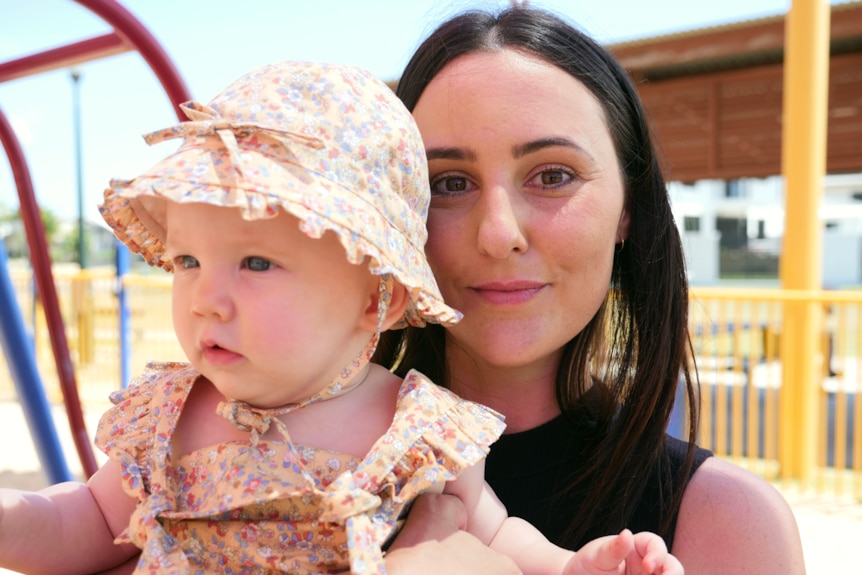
201, 342, 243, 366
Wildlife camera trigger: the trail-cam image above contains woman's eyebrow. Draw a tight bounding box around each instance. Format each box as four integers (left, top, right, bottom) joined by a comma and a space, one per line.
426, 147, 478, 162
426, 138, 596, 163
512, 137, 591, 159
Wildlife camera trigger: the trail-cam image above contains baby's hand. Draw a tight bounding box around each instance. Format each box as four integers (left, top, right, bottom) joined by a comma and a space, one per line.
628, 530, 683, 574
564, 529, 683, 575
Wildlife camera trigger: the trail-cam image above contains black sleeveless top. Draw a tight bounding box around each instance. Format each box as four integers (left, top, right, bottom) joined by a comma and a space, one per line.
485, 413, 712, 551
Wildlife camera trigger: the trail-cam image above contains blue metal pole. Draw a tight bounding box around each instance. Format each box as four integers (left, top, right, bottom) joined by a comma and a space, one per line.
115, 239, 131, 387
0, 240, 73, 483
667, 378, 687, 440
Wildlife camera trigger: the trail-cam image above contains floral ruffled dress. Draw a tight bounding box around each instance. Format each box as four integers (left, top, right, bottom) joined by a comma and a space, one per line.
95, 361, 505, 575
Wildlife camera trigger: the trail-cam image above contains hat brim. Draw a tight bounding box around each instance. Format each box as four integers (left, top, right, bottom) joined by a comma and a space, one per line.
99, 144, 460, 329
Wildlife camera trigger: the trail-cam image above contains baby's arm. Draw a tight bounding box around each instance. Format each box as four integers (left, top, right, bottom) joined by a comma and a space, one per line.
444, 462, 683, 575
0, 459, 138, 575
444, 462, 574, 573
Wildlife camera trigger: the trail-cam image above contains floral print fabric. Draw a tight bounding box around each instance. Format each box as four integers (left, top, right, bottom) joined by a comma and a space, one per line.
98, 60, 461, 329
95, 362, 505, 574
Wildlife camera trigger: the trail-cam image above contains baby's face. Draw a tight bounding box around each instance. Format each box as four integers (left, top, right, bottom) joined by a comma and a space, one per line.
164, 202, 379, 408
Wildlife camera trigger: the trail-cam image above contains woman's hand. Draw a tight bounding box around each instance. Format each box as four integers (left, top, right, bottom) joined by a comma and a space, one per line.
386, 493, 522, 575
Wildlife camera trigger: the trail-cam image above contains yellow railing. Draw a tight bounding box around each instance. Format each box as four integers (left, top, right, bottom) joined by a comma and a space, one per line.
688, 287, 862, 497
0, 268, 184, 404
2, 269, 861, 499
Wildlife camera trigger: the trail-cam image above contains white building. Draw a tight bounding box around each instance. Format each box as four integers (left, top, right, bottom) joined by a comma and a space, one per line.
670, 172, 862, 287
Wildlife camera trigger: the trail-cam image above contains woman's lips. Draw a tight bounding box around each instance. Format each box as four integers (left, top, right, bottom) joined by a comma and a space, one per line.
469, 281, 546, 305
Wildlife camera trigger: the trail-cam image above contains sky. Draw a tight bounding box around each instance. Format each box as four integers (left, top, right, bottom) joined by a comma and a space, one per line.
0, 0, 847, 226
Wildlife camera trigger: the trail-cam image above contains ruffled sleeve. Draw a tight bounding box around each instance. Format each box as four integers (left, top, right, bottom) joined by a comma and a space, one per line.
94, 361, 198, 497
364, 369, 506, 502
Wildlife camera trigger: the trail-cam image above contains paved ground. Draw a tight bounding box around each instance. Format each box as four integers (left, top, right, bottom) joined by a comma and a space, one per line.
1, 399, 860, 574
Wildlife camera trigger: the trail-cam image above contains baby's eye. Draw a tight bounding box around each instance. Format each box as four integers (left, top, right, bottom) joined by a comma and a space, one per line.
429, 173, 476, 197
244, 256, 273, 271
175, 255, 199, 269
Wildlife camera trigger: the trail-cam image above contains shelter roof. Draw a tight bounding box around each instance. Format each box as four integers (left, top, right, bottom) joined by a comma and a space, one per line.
609, 1, 862, 81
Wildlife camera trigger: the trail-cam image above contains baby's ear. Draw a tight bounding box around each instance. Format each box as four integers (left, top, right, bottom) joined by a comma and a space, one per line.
361, 280, 409, 332
380, 283, 409, 331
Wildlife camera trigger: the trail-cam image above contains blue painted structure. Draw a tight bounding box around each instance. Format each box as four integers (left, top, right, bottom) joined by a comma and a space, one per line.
0, 241, 72, 483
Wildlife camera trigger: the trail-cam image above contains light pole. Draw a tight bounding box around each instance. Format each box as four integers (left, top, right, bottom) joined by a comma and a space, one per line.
70, 68, 94, 364
70, 68, 86, 269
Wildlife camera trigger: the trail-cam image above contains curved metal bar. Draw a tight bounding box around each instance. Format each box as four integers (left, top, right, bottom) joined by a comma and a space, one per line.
0, 107, 99, 478
1, 0, 192, 479
74, 0, 193, 119
0, 33, 129, 84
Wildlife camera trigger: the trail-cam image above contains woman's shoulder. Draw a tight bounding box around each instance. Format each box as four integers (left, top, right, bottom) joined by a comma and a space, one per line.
673, 456, 805, 573
664, 433, 712, 472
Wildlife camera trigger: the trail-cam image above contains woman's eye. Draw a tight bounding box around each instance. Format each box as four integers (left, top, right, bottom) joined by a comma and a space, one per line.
244, 256, 272, 271
527, 167, 575, 189
429, 174, 475, 196
176, 255, 199, 269
541, 170, 566, 185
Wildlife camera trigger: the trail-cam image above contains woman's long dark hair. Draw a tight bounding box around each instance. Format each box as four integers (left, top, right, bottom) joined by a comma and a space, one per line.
374, 6, 700, 547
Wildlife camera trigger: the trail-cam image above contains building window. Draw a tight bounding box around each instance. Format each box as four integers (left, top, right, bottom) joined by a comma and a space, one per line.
725, 179, 742, 198
684, 216, 701, 232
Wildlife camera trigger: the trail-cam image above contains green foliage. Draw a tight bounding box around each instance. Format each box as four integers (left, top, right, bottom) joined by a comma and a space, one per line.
0, 203, 79, 263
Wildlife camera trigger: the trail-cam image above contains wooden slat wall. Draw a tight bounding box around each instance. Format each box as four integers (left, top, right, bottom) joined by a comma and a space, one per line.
609, 3, 862, 182
637, 52, 862, 182
828, 54, 862, 173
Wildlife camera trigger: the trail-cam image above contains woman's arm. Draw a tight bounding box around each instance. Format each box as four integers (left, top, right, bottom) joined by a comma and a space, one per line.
673, 457, 806, 573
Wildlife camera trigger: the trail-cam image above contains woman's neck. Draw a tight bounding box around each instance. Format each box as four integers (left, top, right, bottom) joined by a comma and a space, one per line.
445, 350, 562, 433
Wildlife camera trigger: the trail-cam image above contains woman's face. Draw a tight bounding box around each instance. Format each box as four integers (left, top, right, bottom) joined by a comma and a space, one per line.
412, 49, 630, 374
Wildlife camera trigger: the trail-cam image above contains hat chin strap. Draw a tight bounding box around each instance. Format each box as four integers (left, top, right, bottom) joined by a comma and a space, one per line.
299, 273, 393, 407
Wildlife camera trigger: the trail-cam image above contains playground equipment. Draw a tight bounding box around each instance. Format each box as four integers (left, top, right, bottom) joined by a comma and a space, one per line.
0, 0, 191, 482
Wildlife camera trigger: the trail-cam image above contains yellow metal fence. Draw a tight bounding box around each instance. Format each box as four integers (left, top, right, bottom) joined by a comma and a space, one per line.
688, 287, 862, 497
1, 269, 861, 499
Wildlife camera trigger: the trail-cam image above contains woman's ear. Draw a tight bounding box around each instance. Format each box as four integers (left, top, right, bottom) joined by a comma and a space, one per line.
616, 208, 631, 243
360, 279, 409, 332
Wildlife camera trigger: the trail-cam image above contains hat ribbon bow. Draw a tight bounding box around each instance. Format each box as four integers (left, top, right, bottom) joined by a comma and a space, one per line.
142, 101, 324, 178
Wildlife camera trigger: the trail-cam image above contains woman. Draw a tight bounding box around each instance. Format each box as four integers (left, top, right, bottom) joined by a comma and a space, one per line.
380, 5, 805, 574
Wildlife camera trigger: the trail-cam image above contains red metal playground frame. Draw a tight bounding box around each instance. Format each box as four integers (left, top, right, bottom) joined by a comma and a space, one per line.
0, 0, 191, 480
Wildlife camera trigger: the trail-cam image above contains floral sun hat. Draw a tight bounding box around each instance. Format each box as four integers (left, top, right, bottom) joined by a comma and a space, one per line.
99, 60, 460, 328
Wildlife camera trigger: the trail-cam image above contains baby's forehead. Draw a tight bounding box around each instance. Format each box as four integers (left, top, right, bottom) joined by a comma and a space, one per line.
163, 202, 295, 236
164, 203, 333, 243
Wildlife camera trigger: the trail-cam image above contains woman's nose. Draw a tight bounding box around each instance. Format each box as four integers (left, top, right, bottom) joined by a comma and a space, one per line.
189, 269, 234, 320
476, 185, 528, 259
